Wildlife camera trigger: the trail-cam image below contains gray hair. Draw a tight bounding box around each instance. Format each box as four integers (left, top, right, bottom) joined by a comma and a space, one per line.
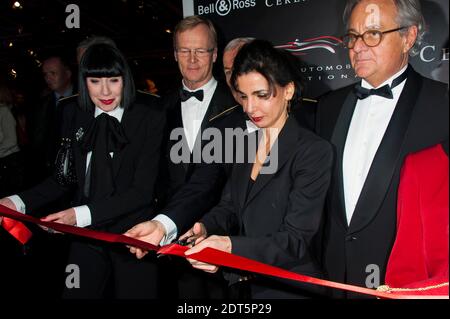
224, 37, 255, 52
174, 16, 218, 49
343, 0, 426, 56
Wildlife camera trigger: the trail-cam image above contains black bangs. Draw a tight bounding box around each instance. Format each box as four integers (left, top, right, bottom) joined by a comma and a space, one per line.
83, 66, 122, 78
81, 46, 124, 78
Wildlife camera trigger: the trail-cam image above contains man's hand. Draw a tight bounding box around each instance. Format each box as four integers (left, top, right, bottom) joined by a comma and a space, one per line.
40, 208, 77, 233
124, 220, 166, 259
0, 197, 18, 225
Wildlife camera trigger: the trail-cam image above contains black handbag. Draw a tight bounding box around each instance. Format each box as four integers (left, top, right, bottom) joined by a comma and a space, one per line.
54, 137, 77, 186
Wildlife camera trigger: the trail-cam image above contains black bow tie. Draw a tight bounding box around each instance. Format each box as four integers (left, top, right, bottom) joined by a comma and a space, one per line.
354, 69, 408, 100
180, 89, 204, 102
81, 113, 129, 199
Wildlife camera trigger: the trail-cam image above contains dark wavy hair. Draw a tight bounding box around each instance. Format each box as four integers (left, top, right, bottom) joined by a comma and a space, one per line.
78, 43, 135, 111
231, 39, 303, 105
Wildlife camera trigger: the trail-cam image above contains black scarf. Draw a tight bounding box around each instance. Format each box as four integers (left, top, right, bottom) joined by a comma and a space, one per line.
81, 112, 128, 200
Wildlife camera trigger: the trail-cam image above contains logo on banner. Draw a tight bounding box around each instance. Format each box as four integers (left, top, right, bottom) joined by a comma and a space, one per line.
197, 0, 256, 17
216, 0, 232, 16
277, 35, 355, 88
276, 36, 343, 55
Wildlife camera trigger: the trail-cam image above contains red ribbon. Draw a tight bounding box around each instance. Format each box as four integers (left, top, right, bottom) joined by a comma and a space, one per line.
0, 204, 447, 299
1, 217, 32, 245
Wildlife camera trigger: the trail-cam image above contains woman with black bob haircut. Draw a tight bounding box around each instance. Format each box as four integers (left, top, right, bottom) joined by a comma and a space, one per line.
0, 43, 165, 299
181, 40, 334, 298
78, 43, 135, 111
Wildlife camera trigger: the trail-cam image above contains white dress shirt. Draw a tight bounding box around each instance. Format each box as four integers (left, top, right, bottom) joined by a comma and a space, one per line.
343, 66, 408, 225
154, 77, 218, 245
9, 106, 124, 228
181, 77, 217, 151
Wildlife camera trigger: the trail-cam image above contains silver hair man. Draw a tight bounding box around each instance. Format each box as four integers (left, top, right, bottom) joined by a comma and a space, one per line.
223, 37, 255, 88
343, 0, 426, 56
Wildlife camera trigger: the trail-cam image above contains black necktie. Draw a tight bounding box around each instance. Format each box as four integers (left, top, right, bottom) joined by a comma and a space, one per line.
81, 113, 129, 200
354, 69, 408, 100
180, 89, 204, 102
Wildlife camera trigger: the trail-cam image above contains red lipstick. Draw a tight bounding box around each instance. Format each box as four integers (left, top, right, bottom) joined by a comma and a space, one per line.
251, 116, 263, 123
100, 99, 115, 105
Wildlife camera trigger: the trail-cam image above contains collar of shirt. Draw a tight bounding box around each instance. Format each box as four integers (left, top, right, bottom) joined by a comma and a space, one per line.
361, 65, 408, 90
54, 86, 74, 101
180, 77, 218, 152
182, 77, 217, 96
86, 106, 124, 169
246, 120, 260, 134
94, 105, 124, 122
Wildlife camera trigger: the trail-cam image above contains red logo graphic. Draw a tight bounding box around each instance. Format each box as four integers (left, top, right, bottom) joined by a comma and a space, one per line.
276, 36, 343, 55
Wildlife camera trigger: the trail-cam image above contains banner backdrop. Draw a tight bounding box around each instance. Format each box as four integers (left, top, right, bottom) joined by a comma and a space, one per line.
183, 0, 449, 98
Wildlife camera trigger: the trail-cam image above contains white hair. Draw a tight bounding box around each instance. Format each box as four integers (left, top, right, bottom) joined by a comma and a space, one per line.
224, 37, 255, 53
343, 0, 426, 56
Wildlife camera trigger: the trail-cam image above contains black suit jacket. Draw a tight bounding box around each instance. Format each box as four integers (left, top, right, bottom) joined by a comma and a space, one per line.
27, 93, 65, 180
156, 81, 246, 233
161, 81, 237, 195
19, 96, 165, 234
201, 117, 333, 298
292, 98, 318, 132
315, 66, 449, 298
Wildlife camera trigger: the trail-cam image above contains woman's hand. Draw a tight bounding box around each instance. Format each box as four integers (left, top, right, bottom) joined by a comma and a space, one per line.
184, 235, 232, 274
40, 208, 77, 233
179, 222, 208, 246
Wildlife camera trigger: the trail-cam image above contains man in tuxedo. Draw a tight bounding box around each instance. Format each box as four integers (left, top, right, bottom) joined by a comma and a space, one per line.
315, 0, 448, 298
126, 16, 246, 299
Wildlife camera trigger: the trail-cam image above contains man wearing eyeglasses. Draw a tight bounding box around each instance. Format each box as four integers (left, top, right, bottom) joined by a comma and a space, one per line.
125, 16, 245, 299
315, 0, 448, 298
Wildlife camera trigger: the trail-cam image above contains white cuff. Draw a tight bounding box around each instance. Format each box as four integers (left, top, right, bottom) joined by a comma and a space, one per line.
73, 205, 92, 228
153, 214, 178, 246
7, 195, 26, 214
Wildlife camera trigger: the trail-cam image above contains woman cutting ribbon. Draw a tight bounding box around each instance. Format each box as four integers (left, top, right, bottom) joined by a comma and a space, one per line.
0, 43, 165, 299
181, 40, 333, 298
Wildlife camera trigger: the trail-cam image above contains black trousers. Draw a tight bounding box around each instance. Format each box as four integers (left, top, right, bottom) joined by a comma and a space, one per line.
169, 258, 229, 299
62, 240, 158, 299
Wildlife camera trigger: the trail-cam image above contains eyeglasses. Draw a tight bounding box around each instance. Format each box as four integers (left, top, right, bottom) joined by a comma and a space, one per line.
175, 48, 215, 57
342, 27, 408, 49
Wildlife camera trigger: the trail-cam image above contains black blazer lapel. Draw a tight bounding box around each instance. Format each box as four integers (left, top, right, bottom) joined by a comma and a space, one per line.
166, 92, 190, 173
200, 81, 236, 135
168, 95, 184, 131
330, 90, 359, 230
190, 81, 235, 173
111, 105, 140, 178
234, 128, 259, 209
245, 117, 300, 206
234, 161, 253, 210
349, 67, 422, 233
73, 109, 94, 191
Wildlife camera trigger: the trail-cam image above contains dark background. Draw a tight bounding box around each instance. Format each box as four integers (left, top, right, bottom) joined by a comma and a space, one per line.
0, 0, 184, 96
188, 0, 449, 97
1, 0, 447, 98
